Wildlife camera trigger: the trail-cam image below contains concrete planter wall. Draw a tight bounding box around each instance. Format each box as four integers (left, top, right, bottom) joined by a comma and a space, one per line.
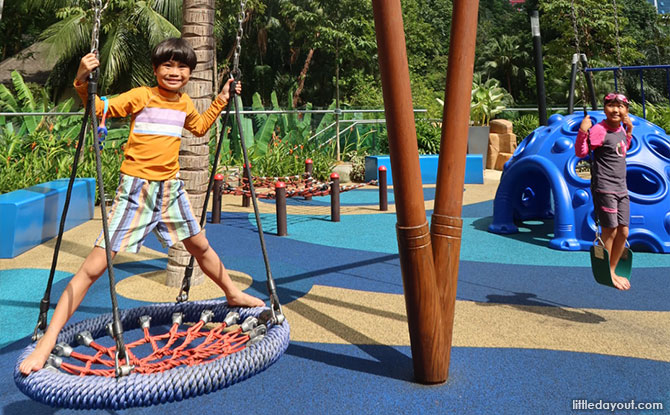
467, 126, 490, 169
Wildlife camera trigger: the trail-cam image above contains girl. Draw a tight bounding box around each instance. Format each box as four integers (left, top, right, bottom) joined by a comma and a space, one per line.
575, 92, 633, 290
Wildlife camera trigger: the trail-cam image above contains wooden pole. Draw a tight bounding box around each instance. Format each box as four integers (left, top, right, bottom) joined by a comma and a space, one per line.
371, 0, 446, 384
431, 0, 480, 379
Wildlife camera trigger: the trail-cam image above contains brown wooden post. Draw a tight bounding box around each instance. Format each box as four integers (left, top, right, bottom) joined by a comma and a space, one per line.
431, 0, 480, 379
242, 163, 250, 208
371, 0, 445, 384
304, 159, 313, 201
330, 172, 340, 222
378, 166, 388, 211
212, 173, 223, 224
275, 181, 287, 236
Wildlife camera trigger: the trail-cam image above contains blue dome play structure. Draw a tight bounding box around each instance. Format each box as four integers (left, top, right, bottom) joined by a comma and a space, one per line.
488, 112, 670, 253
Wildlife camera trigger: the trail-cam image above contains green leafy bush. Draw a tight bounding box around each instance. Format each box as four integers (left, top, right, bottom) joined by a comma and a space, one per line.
629, 101, 670, 133
0, 127, 127, 197
512, 114, 540, 143
415, 120, 441, 154
470, 73, 512, 126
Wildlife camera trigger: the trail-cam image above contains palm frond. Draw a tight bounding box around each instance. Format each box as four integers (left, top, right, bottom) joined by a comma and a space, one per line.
11, 71, 37, 111
41, 10, 91, 63
24, 0, 72, 13
0, 85, 19, 112
133, 2, 180, 47
150, 0, 182, 28
99, 23, 132, 89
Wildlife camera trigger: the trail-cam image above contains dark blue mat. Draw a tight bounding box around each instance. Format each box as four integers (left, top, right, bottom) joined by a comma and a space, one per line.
4, 341, 668, 414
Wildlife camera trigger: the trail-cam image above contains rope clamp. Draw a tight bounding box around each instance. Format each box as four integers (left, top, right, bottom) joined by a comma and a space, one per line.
76, 331, 94, 347
199, 310, 214, 324
139, 315, 152, 329
172, 312, 184, 326
53, 342, 73, 357
247, 324, 267, 345
223, 311, 240, 326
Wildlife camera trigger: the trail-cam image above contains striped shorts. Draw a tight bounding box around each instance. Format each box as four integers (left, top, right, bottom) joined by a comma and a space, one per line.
95, 174, 201, 253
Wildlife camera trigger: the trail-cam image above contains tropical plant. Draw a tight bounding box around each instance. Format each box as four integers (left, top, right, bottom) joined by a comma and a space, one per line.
0, 71, 81, 137
0, 124, 128, 197
415, 120, 441, 154
24, 0, 181, 97
479, 34, 532, 100
469, 74, 511, 126
511, 113, 540, 144
629, 101, 670, 134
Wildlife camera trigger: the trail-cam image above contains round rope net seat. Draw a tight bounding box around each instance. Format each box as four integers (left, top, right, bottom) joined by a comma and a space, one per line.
14, 300, 290, 410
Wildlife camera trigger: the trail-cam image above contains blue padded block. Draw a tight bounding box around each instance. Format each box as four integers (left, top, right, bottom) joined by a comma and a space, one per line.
365, 154, 483, 185
0, 178, 96, 258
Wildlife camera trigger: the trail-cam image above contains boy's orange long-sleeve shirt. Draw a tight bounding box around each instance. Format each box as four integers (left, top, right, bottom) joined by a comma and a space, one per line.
75, 81, 227, 181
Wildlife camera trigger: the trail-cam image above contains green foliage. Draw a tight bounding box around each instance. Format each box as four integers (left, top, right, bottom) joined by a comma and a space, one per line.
629, 101, 670, 134
415, 121, 441, 154
346, 151, 367, 183
511, 114, 540, 144
250, 134, 335, 181
0, 71, 83, 140
25, 0, 181, 97
470, 74, 511, 126
0, 125, 127, 198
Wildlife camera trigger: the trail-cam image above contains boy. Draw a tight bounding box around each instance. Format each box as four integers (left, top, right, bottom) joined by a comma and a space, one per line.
19, 37, 264, 375
575, 92, 633, 290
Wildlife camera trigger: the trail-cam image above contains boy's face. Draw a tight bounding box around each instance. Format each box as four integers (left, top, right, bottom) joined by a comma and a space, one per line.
154, 59, 191, 92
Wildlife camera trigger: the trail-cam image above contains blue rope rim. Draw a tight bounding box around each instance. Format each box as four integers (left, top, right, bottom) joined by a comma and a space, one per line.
14, 300, 290, 410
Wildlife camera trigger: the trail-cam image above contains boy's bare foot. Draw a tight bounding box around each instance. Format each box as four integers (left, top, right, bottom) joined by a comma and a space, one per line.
18, 339, 53, 375
611, 274, 631, 291
226, 291, 265, 308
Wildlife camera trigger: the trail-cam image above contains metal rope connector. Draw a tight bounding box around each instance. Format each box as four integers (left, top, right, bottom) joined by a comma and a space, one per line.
247, 324, 267, 345
199, 310, 215, 324
172, 312, 184, 326
53, 342, 73, 358
76, 331, 94, 347
223, 311, 240, 326
114, 350, 134, 378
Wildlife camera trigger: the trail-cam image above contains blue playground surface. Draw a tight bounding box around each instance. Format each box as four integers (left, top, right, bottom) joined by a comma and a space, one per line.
1, 182, 668, 414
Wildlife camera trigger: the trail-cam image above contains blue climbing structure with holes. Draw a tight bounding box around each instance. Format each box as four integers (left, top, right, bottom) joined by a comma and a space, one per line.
488, 112, 670, 253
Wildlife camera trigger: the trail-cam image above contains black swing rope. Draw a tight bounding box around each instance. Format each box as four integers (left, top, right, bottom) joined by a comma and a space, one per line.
570, 0, 633, 287
175, 0, 284, 324
30, 0, 131, 377
570, 0, 606, 241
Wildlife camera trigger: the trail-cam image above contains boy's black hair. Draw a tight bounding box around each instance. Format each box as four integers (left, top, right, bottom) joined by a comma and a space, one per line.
151, 38, 197, 71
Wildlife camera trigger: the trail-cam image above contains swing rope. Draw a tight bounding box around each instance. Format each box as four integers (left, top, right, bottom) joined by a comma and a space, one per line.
230, 0, 284, 324
86, 0, 130, 376
176, 0, 284, 325
29, 0, 130, 377
570, 0, 633, 287
16, 3, 290, 407
612, 0, 624, 91
569, 0, 589, 115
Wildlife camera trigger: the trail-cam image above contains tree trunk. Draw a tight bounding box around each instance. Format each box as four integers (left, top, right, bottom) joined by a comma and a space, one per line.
292, 48, 314, 108
165, 0, 215, 287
